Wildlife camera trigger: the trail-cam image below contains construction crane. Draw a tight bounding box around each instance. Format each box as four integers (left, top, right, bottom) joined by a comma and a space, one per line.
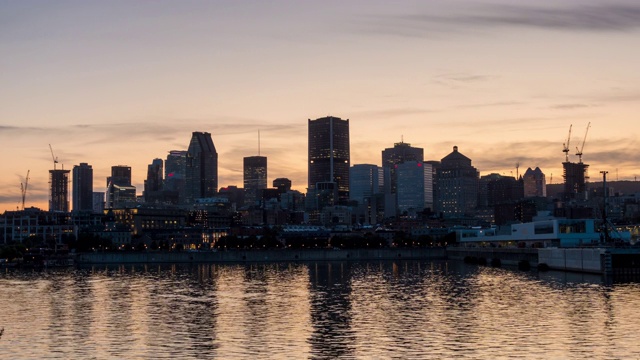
49, 144, 59, 170
562, 124, 572, 162
20, 170, 30, 210
575, 122, 591, 163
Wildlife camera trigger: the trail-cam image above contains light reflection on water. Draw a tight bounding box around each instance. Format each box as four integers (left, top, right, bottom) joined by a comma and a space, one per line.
1, 261, 640, 359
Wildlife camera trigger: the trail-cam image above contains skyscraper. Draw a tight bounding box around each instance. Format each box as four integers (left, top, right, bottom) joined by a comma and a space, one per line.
308, 116, 350, 204
349, 164, 383, 205
165, 150, 187, 203
72, 163, 93, 212
50, 169, 70, 212
273, 178, 292, 193
244, 156, 267, 206
106, 165, 135, 208
381, 141, 424, 194
523, 167, 547, 197
144, 158, 163, 202
436, 146, 479, 217
185, 132, 218, 203
396, 161, 433, 214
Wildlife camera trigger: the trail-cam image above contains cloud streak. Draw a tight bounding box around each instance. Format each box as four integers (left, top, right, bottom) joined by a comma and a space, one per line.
364, 3, 640, 38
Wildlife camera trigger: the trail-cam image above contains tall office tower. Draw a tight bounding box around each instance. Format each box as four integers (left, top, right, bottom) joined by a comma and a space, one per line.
436, 146, 479, 217
308, 116, 350, 204
106, 165, 135, 208
563, 162, 588, 201
396, 161, 433, 214
273, 178, 292, 193
50, 169, 70, 212
349, 164, 384, 205
523, 167, 546, 197
72, 163, 93, 212
109, 165, 131, 186
243, 156, 267, 206
381, 141, 424, 194
165, 150, 187, 202
185, 132, 218, 203
144, 158, 163, 202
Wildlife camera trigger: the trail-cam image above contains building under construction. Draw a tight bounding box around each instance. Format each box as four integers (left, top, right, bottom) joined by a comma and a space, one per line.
50, 169, 70, 212
562, 161, 589, 202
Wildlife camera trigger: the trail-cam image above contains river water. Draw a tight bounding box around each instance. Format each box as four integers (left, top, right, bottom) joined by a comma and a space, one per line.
1, 260, 639, 359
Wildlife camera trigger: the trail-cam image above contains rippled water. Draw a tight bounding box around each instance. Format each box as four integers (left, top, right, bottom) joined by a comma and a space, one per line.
1, 261, 640, 359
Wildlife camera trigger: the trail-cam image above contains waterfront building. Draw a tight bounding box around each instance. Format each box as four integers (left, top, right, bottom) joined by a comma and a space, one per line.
72, 163, 93, 212
244, 156, 267, 207
0, 207, 74, 244
523, 167, 547, 197
436, 146, 479, 217
308, 116, 350, 204
50, 169, 70, 212
185, 132, 218, 203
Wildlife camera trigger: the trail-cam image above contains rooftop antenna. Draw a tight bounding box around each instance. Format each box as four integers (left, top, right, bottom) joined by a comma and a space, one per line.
258, 130, 261, 156
516, 162, 520, 179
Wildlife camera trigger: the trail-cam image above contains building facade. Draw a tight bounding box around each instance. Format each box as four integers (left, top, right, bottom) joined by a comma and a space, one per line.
349, 164, 384, 205
396, 161, 433, 214
244, 156, 267, 207
381, 141, 424, 195
308, 116, 350, 204
523, 167, 547, 198
50, 169, 70, 212
72, 163, 93, 212
185, 132, 218, 203
436, 146, 479, 217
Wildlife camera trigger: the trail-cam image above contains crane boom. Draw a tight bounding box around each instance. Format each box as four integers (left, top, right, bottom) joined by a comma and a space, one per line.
21, 170, 30, 210
562, 124, 572, 162
49, 144, 59, 170
575, 122, 591, 163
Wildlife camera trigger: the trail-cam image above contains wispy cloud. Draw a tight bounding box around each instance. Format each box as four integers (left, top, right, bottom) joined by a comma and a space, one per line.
550, 103, 595, 110
363, 3, 640, 38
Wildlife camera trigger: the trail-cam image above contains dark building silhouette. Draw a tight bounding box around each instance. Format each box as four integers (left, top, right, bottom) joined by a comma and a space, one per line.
478, 173, 523, 207
72, 163, 93, 212
381, 141, 424, 194
50, 169, 70, 212
436, 146, 479, 217
185, 132, 218, 203
273, 178, 292, 193
165, 150, 187, 203
308, 116, 350, 204
106, 165, 135, 209
563, 161, 588, 201
144, 158, 164, 202
244, 156, 267, 207
523, 167, 547, 197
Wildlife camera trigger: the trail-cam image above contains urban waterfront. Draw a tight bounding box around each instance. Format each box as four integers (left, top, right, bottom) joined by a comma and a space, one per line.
1, 261, 640, 359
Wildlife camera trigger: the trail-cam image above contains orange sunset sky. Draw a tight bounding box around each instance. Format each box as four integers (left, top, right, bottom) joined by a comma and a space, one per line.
1, 0, 639, 212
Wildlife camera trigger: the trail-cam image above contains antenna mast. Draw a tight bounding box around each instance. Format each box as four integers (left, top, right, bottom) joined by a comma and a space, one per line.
258, 130, 261, 156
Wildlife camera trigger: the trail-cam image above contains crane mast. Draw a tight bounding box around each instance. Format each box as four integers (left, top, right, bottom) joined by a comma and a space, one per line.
575, 122, 591, 163
20, 170, 30, 210
562, 124, 572, 162
49, 144, 59, 170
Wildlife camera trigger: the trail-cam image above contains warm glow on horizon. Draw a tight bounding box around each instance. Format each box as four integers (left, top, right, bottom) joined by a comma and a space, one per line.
1, 1, 639, 212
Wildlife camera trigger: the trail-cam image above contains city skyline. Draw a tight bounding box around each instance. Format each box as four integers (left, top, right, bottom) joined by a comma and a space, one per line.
2, 0, 639, 212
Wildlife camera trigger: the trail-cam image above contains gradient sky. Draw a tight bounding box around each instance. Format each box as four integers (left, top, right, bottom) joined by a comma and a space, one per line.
1, 0, 639, 212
